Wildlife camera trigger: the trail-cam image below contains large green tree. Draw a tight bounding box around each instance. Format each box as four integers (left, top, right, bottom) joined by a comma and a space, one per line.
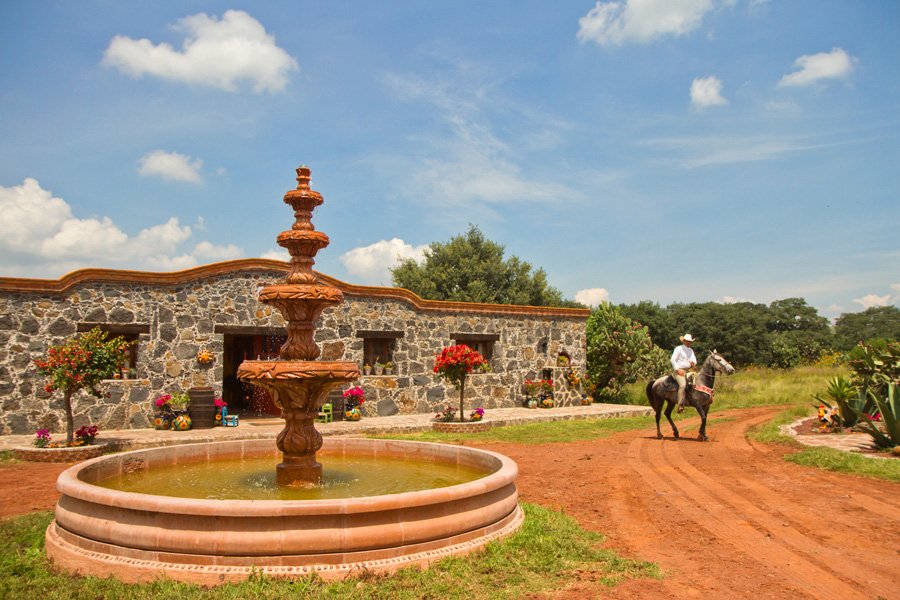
390, 225, 582, 307
834, 306, 900, 351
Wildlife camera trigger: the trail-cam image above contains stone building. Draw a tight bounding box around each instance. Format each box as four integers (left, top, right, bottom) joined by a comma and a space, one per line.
0, 259, 589, 435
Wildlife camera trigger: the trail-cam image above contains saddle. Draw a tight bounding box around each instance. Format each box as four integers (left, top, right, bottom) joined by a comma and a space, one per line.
660, 372, 696, 394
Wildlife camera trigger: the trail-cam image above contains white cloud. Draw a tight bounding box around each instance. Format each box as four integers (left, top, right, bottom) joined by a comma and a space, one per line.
103, 10, 298, 93
853, 294, 891, 310
0, 178, 241, 277
892, 283, 900, 303
383, 69, 578, 213
720, 296, 753, 304
339, 239, 429, 285
577, 0, 716, 46
137, 150, 203, 183
192, 240, 243, 260
575, 287, 610, 307
778, 47, 855, 87
690, 76, 728, 109
260, 248, 290, 262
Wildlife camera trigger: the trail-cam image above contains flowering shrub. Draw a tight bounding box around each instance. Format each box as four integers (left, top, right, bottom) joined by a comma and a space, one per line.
433, 345, 486, 422
540, 379, 554, 394
214, 398, 227, 408
343, 386, 365, 406
34, 327, 131, 445
524, 380, 542, 396
469, 407, 485, 421
34, 429, 52, 448
435, 405, 456, 422
154, 394, 172, 413
75, 425, 99, 445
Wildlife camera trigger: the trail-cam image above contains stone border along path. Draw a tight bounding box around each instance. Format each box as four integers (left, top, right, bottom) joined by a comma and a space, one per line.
0, 403, 652, 453
781, 416, 883, 455
2, 406, 885, 457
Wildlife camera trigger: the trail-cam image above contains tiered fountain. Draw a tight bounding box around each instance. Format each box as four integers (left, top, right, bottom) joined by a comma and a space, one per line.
45, 167, 523, 585
236, 166, 359, 486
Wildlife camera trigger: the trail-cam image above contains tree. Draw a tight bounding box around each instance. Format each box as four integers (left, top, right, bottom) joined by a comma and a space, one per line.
834, 306, 900, 351
433, 345, 487, 422
34, 327, 131, 444
767, 298, 833, 368
618, 300, 678, 348
391, 225, 582, 307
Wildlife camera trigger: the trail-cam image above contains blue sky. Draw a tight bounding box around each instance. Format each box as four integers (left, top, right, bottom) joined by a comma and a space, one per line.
1, 1, 897, 320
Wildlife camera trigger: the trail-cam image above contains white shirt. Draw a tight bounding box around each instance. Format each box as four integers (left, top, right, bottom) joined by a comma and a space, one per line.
671, 344, 697, 371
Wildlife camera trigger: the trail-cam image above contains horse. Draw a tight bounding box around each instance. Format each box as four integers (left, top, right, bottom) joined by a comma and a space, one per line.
645, 350, 735, 441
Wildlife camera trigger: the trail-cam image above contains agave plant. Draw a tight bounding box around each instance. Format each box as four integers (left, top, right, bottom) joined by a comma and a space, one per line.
849, 383, 900, 450
811, 374, 865, 428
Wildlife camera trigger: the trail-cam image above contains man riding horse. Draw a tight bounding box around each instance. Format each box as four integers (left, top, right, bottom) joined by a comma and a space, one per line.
671, 334, 697, 413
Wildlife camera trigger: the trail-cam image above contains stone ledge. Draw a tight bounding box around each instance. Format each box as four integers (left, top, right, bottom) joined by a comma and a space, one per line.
433, 420, 492, 434
13, 445, 104, 463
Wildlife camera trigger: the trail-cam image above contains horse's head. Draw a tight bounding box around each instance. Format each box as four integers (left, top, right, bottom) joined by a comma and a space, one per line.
709, 350, 736, 375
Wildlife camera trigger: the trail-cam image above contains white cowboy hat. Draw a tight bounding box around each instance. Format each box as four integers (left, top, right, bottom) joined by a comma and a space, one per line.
680, 334, 695, 342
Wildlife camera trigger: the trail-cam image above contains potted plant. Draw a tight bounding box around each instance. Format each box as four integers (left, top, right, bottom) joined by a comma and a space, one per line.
363, 363, 372, 375
374, 361, 385, 376
343, 385, 365, 420
153, 394, 174, 430
385, 361, 393, 375
214, 398, 227, 425
557, 355, 570, 367
169, 392, 192, 430
469, 407, 485, 421
433, 344, 486, 422
524, 379, 542, 398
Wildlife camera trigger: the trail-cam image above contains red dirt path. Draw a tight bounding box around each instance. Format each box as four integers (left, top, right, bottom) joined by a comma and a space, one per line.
4, 407, 899, 599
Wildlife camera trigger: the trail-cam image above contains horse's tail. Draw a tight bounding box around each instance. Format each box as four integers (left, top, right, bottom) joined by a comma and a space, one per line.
645, 380, 656, 409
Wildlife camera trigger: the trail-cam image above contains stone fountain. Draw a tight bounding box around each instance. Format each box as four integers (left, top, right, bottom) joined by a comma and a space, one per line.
236, 166, 358, 486
44, 167, 523, 585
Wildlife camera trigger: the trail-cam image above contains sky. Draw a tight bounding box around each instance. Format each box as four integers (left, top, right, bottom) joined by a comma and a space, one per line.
0, 1, 897, 321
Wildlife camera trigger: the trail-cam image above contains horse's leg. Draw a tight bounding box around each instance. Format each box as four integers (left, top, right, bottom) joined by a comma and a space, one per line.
664, 398, 679, 439
696, 403, 709, 442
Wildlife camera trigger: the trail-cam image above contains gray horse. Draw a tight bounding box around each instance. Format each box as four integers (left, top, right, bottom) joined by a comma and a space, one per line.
646, 350, 735, 441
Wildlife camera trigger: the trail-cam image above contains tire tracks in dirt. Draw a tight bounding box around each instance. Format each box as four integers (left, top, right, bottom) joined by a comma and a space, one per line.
628, 411, 898, 600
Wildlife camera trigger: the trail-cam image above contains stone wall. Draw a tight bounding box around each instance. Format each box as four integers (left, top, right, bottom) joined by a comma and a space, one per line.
0, 260, 589, 435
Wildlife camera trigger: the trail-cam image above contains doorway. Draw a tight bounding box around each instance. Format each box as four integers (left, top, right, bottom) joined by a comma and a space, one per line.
223, 333, 286, 417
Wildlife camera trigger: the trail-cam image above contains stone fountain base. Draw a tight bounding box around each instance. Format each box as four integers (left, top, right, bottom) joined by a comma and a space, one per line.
46, 438, 522, 585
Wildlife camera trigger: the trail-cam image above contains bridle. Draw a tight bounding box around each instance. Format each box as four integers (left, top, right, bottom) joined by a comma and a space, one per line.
693, 352, 732, 401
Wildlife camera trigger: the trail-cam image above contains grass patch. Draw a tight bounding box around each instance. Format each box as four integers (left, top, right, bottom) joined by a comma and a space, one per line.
0, 504, 658, 600
746, 405, 810, 447
784, 446, 900, 483
380, 415, 660, 445
0, 451, 18, 464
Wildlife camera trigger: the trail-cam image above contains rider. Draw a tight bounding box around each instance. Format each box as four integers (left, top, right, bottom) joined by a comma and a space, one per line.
672, 334, 697, 413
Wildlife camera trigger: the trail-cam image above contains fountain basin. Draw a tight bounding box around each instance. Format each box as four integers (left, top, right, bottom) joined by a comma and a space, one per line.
46, 438, 522, 585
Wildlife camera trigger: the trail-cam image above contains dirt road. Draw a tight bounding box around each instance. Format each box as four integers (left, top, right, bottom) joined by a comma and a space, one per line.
4, 407, 899, 598
478, 407, 900, 599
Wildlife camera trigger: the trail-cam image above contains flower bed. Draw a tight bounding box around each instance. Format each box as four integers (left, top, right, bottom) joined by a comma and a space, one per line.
12, 444, 104, 463
433, 420, 492, 434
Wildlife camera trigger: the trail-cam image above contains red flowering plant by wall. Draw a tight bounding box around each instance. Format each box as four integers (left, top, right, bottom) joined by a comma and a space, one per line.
343, 386, 365, 408
433, 345, 486, 422
33, 327, 131, 445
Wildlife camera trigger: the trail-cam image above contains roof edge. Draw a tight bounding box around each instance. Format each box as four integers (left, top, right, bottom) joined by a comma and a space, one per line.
0, 259, 590, 319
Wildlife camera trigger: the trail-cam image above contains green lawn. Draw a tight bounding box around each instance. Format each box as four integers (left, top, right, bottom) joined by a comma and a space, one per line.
0, 504, 659, 600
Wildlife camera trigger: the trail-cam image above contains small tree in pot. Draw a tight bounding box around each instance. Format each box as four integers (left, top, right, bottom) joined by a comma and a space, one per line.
34, 327, 131, 445
433, 344, 486, 422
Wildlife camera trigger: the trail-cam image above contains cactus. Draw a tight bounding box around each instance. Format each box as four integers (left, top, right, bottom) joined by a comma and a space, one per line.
586, 302, 655, 398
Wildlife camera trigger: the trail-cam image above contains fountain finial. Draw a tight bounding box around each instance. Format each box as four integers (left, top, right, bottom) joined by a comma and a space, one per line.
295, 165, 311, 189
